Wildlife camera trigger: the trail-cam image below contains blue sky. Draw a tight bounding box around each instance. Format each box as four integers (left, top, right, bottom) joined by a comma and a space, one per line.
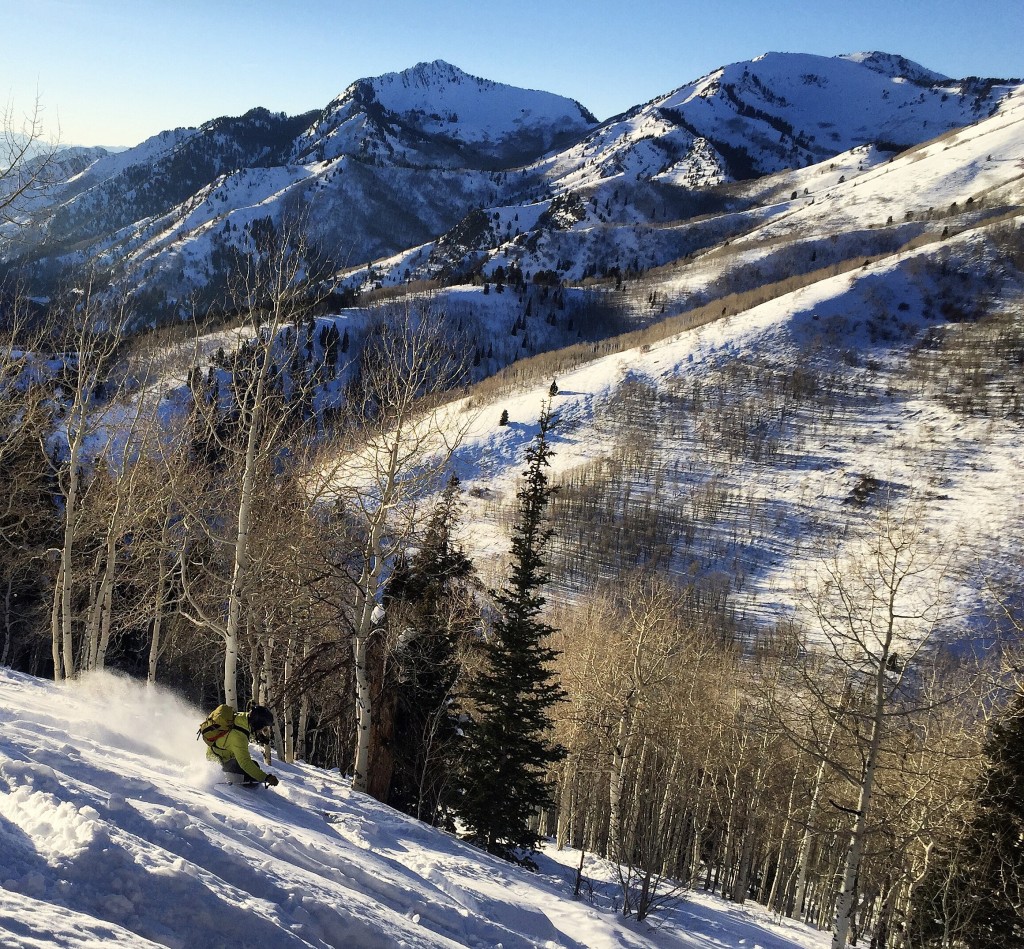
4, 0, 1022, 148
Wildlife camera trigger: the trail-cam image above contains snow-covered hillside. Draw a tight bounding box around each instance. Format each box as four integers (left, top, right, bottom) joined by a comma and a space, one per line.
295, 60, 596, 167
536, 50, 1014, 192
426, 218, 1023, 629
360, 57, 1023, 290
327, 88, 1024, 640
0, 669, 829, 949
1, 61, 596, 314
4, 52, 1019, 322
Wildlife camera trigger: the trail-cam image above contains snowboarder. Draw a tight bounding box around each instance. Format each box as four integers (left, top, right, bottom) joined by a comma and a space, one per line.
204, 704, 281, 787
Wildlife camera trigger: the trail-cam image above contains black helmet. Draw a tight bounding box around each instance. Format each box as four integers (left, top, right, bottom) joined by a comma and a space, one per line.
248, 705, 274, 732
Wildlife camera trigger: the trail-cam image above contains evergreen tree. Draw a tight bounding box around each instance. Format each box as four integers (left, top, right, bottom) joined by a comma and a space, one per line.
386, 477, 477, 826
910, 689, 1024, 948
456, 404, 566, 865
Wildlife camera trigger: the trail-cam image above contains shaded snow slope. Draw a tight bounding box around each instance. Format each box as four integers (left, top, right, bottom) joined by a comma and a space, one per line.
0, 670, 829, 948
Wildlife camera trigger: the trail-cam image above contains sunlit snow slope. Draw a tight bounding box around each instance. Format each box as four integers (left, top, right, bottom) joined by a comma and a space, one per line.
0, 670, 829, 949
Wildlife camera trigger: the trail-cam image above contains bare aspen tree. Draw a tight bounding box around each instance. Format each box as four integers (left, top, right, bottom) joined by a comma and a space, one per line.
244, 462, 325, 762
796, 498, 956, 949
145, 478, 178, 683
47, 280, 130, 680
79, 373, 162, 673
555, 577, 720, 919
791, 710, 842, 922
309, 302, 470, 795
1, 94, 58, 229
179, 221, 323, 706
604, 579, 686, 870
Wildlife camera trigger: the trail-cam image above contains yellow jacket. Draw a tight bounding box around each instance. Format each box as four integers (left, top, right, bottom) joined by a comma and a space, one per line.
205, 712, 269, 781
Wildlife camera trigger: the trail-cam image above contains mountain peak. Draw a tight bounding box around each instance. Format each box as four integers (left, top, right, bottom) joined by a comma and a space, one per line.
304, 59, 596, 170
390, 59, 475, 86
838, 51, 950, 85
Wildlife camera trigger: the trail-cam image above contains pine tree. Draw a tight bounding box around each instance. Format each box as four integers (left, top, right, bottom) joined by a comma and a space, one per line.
457, 404, 566, 865
910, 689, 1024, 948
386, 477, 477, 826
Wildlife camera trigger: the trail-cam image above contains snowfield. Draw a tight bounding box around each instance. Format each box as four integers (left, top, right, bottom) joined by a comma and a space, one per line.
0, 669, 830, 948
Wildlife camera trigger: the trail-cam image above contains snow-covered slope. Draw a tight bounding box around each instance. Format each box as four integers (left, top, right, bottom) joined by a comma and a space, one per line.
398, 215, 1024, 644
537, 51, 1015, 192
5, 52, 1018, 323
321, 87, 1024, 637
294, 60, 596, 168
380, 75, 1024, 292
0, 668, 828, 949
2, 62, 595, 314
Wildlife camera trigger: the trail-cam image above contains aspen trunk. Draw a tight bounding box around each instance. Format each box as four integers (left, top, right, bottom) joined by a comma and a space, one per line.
50, 563, 63, 679
351, 434, 402, 793
147, 553, 168, 683
556, 756, 576, 849
95, 572, 114, 670
56, 416, 86, 680
607, 692, 636, 865
1, 575, 13, 667
794, 717, 840, 920
222, 352, 273, 707
297, 641, 311, 761
87, 496, 123, 671
350, 636, 373, 779
768, 770, 800, 912
832, 606, 897, 949
831, 713, 884, 949
85, 547, 104, 670
283, 633, 296, 763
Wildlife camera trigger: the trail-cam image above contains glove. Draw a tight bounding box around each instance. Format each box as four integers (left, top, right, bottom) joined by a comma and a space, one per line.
265, 773, 279, 787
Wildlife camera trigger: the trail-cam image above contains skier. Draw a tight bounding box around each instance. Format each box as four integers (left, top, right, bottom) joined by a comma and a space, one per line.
205, 704, 280, 787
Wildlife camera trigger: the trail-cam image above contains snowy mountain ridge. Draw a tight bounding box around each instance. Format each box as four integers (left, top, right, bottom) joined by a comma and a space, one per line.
836, 50, 951, 84
3, 51, 1018, 321
357, 79, 1024, 292
302, 59, 598, 161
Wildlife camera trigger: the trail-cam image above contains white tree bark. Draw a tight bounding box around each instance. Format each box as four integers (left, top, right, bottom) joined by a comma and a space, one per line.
310, 305, 470, 794
54, 411, 86, 680
147, 506, 173, 684
818, 502, 950, 949
48, 281, 129, 681
85, 494, 122, 671
608, 691, 637, 866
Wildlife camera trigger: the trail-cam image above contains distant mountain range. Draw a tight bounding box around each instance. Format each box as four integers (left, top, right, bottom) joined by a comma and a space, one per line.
1, 53, 1020, 320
